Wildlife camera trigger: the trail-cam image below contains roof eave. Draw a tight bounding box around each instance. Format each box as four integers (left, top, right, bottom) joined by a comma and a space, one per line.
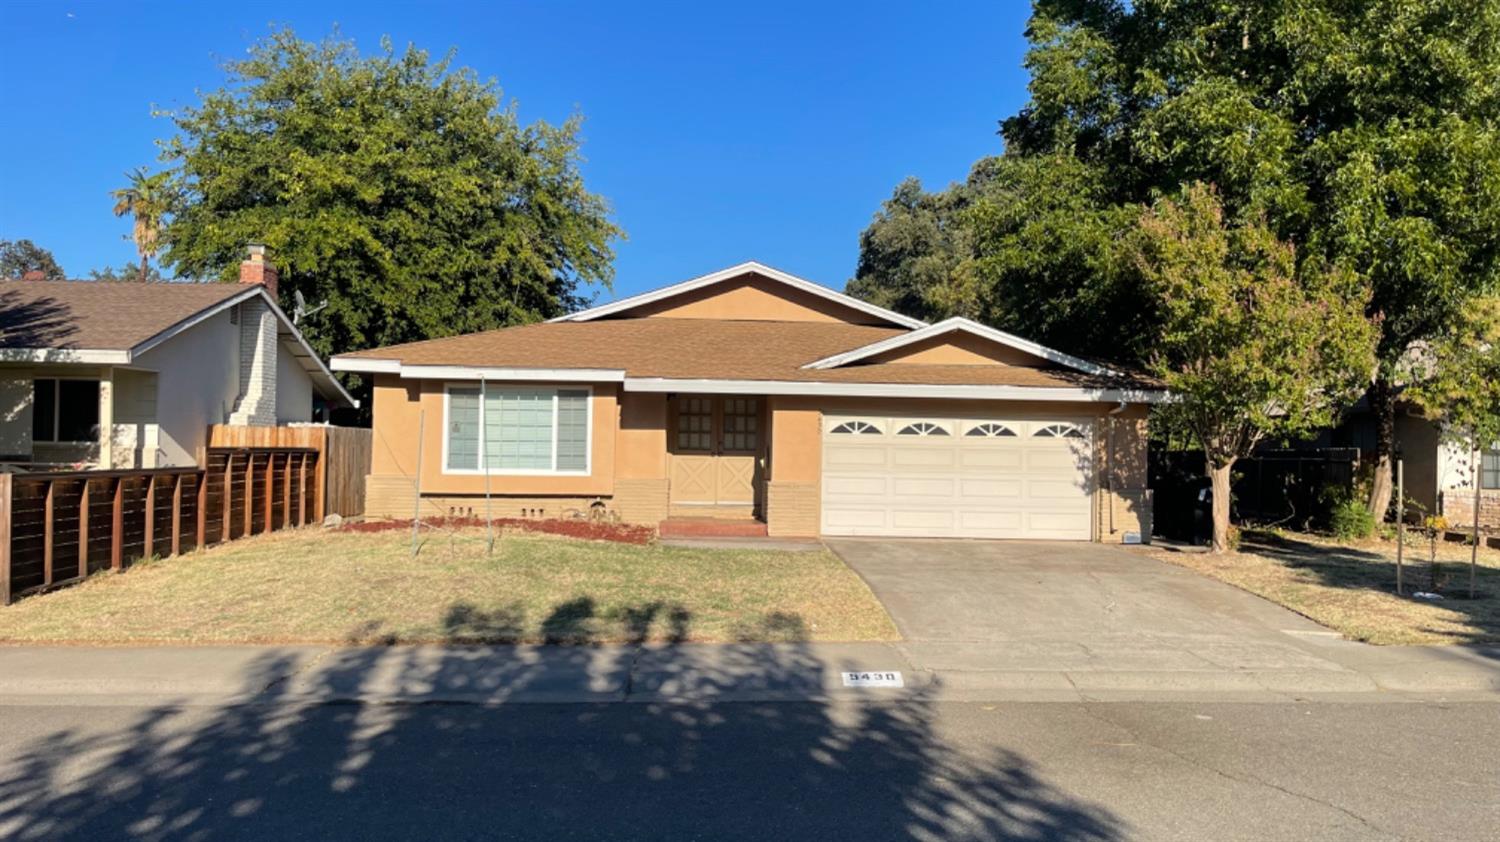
0, 348, 134, 364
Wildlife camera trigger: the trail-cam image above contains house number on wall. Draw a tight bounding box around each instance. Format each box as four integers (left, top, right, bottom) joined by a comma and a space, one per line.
841, 671, 904, 688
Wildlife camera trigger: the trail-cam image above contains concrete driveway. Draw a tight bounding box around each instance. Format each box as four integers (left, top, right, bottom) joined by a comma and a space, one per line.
826, 539, 1367, 681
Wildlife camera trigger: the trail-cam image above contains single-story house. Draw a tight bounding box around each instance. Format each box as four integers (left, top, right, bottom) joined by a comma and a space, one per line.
0, 246, 354, 470
1311, 403, 1499, 529
331, 262, 1165, 540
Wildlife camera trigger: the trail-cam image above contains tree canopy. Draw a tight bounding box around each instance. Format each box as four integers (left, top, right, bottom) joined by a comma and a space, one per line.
850, 0, 1500, 516
154, 28, 621, 365
1131, 184, 1377, 550
0, 239, 65, 280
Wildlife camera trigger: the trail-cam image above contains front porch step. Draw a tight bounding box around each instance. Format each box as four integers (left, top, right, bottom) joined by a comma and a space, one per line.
658, 517, 769, 539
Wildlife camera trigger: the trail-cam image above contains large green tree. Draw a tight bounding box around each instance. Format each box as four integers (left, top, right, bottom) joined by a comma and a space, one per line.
0, 239, 65, 280
853, 1, 1500, 519
1132, 185, 1376, 552
155, 28, 621, 368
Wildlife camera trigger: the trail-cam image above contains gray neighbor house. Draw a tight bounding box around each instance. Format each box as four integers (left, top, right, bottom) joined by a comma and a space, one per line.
0, 247, 353, 470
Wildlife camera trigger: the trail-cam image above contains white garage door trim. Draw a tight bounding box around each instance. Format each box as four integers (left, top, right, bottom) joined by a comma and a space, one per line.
820, 413, 1094, 540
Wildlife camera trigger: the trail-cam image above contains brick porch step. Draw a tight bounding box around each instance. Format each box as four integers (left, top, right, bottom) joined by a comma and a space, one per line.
658, 517, 769, 538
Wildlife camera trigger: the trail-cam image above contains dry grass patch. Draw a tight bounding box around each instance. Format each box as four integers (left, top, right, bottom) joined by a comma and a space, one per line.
1149, 530, 1500, 645
0, 528, 899, 645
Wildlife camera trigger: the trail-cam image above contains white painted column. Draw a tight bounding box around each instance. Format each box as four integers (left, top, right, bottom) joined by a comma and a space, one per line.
97, 367, 114, 469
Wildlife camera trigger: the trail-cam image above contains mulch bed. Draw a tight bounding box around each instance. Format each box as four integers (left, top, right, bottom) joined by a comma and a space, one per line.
339, 516, 656, 545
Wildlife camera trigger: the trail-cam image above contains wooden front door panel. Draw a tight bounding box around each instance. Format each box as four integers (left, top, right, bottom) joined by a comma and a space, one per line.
669, 396, 764, 510
670, 454, 718, 505
714, 455, 756, 505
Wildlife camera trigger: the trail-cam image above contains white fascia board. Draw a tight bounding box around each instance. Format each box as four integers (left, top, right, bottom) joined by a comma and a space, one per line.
550, 261, 927, 329
331, 356, 402, 374
0, 348, 132, 364
622, 377, 1167, 404
329, 357, 626, 383
402, 365, 626, 382
803, 316, 1116, 376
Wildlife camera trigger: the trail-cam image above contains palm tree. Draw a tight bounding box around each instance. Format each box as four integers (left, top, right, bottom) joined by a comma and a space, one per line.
110, 169, 173, 282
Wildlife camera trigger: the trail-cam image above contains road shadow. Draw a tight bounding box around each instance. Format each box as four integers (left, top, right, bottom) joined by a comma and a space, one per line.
0, 603, 1124, 841
1241, 530, 1499, 645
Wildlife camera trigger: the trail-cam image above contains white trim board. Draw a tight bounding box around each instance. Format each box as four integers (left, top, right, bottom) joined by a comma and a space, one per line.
802, 316, 1115, 376
0, 348, 132, 364
622, 377, 1166, 404
329, 358, 627, 383
548, 261, 927, 329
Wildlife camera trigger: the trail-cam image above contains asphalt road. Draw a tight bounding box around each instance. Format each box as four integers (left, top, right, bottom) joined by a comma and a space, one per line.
0, 698, 1494, 841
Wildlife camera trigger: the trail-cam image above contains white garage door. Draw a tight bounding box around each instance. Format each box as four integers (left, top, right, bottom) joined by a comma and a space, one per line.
820, 414, 1094, 540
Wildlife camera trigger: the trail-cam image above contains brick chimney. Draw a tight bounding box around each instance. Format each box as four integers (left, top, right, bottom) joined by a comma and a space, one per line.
21, 270, 46, 281
239, 243, 279, 300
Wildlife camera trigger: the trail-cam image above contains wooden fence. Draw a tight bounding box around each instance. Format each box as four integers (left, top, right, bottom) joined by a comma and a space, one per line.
208, 425, 371, 518
0, 446, 318, 605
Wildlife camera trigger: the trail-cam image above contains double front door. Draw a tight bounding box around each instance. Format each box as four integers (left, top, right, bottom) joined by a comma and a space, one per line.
668, 395, 764, 514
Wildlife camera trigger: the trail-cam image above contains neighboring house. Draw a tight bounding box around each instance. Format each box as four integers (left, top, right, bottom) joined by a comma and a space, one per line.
1296, 398, 1499, 530
0, 247, 354, 470
331, 262, 1164, 541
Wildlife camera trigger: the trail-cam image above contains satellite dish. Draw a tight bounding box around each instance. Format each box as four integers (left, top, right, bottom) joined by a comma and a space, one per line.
292, 289, 328, 326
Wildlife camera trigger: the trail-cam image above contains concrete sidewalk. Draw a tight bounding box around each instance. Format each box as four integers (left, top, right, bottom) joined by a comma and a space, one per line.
0, 638, 1495, 707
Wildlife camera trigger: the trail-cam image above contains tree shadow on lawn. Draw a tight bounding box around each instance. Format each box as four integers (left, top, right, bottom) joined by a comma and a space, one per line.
0, 602, 1125, 841
1240, 529, 1500, 647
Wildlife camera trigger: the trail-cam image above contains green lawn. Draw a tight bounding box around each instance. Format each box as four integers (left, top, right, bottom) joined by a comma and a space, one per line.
0, 527, 899, 645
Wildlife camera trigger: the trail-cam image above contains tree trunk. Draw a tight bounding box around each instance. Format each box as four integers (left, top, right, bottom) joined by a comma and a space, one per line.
138, 256, 148, 284
1209, 458, 1236, 554
1367, 377, 1397, 521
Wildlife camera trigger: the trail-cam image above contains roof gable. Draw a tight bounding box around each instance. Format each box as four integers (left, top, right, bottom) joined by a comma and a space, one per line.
802, 317, 1114, 376
551, 262, 926, 329
0, 279, 354, 407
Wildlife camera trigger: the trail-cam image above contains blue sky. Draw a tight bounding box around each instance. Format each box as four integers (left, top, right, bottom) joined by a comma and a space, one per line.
0, 1, 1031, 301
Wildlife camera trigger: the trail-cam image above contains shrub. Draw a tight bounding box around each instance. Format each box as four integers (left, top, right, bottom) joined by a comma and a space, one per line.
1329, 494, 1376, 540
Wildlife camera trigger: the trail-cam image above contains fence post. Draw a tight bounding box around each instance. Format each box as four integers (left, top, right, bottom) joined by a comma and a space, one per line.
42, 479, 54, 587
1396, 459, 1405, 597
144, 475, 156, 561
1, 473, 12, 605
264, 452, 275, 533
282, 453, 292, 531
171, 473, 183, 558
196, 470, 207, 550
222, 453, 233, 544
315, 428, 328, 522
243, 451, 254, 538
298, 453, 308, 526
110, 478, 124, 571
78, 479, 90, 578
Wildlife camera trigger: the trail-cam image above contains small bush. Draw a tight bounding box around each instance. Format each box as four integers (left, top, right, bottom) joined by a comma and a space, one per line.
1329, 495, 1375, 540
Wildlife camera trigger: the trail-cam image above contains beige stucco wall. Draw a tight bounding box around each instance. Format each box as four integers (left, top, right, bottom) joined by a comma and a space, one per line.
613, 274, 895, 325
363, 377, 1155, 539
364, 374, 622, 519
866, 332, 1051, 367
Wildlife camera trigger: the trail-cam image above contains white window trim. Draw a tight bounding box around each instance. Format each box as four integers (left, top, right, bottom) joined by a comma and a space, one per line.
33, 376, 103, 444
441, 382, 593, 477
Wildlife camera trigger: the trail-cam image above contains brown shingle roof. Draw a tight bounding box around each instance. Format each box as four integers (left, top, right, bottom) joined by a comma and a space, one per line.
338, 319, 1161, 390
0, 280, 251, 350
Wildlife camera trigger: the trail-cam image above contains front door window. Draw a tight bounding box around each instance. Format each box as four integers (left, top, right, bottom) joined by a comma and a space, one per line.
721, 398, 758, 453
675, 397, 713, 452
